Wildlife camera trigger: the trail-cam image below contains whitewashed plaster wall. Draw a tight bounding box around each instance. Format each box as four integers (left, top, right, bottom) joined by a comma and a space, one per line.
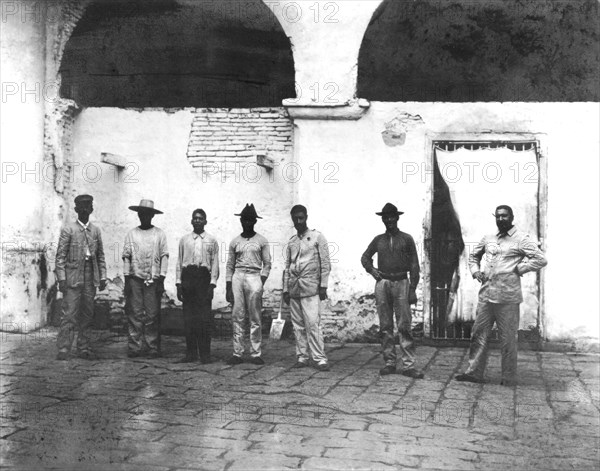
66, 107, 296, 309
295, 102, 599, 343
0, 9, 49, 330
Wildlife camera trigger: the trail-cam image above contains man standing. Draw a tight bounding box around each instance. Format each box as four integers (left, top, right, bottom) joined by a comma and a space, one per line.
225, 204, 271, 365
122, 199, 168, 358
55, 194, 107, 360
455, 205, 547, 386
283, 204, 331, 372
361, 203, 423, 378
175, 209, 219, 364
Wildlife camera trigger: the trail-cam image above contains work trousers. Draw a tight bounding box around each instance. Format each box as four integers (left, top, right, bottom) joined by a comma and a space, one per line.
57, 261, 96, 353
375, 279, 415, 370
127, 277, 161, 354
289, 294, 327, 365
181, 266, 213, 360
465, 302, 520, 382
232, 271, 263, 358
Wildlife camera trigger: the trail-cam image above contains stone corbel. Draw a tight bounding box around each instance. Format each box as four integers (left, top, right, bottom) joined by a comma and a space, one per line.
282, 98, 370, 120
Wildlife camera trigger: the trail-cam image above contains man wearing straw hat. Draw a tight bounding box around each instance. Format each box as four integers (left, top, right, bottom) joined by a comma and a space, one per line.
225, 204, 271, 365
283, 204, 331, 372
55, 194, 107, 360
361, 203, 423, 378
122, 199, 169, 358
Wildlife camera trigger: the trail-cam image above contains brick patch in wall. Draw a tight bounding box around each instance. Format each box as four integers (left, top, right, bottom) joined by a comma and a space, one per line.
186, 108, 293, 179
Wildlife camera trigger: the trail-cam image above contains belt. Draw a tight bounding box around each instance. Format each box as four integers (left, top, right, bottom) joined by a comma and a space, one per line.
380, 272, 407, 281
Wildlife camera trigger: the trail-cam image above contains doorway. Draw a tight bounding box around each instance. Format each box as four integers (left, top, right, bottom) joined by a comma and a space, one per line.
426, 138, 546, 340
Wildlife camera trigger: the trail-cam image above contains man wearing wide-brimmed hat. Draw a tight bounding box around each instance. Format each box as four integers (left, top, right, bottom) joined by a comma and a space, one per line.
361, 203, 423, 378
122, 199, 169, 358
225, 204, 271, 365
55, 194, 107, 360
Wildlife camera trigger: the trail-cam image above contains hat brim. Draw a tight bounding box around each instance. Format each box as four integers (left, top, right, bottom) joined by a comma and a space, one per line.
235, 213, 262, 219
376, 211, 404, 216
129, 206, 163, 214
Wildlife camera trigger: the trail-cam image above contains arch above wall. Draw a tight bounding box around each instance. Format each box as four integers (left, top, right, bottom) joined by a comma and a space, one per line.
59, 0, 295, 107
358, 0, 599, 102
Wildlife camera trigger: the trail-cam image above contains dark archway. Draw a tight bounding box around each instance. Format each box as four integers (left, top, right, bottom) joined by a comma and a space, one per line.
59, 0, 295, 107
357, 0, 599, 101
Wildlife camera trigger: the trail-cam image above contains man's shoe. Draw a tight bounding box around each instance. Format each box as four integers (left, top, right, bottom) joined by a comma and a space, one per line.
291, 361, 308, 369
315, 363, 330, 372
56, 351, 69, 361
226, 355, 244, 365
200, 355, 212, 365
248, 357, 264, 365
500, 379, 517, 387
78, 351, 99, 360
146, 351, 161, 359
175, 355, 197, 364
401, 368, 424, 379
379, 365, 396, 375
455, 373, 484, 383
127, 351, 142, 358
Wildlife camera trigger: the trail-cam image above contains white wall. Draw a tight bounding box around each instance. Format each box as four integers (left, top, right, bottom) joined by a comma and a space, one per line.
67, 107, 296, 308
294, 102, 599, 342
0, 6, 49, 330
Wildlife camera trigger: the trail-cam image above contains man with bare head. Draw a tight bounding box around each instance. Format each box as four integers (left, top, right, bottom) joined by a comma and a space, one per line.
455, 205, 547, 386
176, 208, 219, 364
283, 205, 331, 371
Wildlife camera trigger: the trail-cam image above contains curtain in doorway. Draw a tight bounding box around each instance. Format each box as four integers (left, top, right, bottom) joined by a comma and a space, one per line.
434, 143, 540, 330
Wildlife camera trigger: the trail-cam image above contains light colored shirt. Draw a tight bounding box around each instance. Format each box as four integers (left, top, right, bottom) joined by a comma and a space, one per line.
226, 233, 271, 281
122, 226, 169, 280
77, 220, 92, 258
469, 226, 547, 304
176, 231, 219, 286
283, 229, 331, 298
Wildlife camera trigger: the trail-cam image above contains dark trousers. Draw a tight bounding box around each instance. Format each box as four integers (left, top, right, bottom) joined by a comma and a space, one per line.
181, 266, 213, 359
57, 261, 95, 353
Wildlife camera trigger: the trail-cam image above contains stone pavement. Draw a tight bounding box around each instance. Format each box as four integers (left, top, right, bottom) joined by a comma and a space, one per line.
1, 330, 599, 470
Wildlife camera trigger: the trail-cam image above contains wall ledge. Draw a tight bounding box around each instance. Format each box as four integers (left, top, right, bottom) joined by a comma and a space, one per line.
282, 98, 370, 120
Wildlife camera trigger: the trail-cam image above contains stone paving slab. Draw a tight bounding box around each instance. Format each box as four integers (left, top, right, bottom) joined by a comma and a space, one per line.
0, 329, 599, 470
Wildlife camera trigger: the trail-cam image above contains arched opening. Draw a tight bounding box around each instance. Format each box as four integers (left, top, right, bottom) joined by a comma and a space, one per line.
59, 0, 295, 107
357, 0, 599, 101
